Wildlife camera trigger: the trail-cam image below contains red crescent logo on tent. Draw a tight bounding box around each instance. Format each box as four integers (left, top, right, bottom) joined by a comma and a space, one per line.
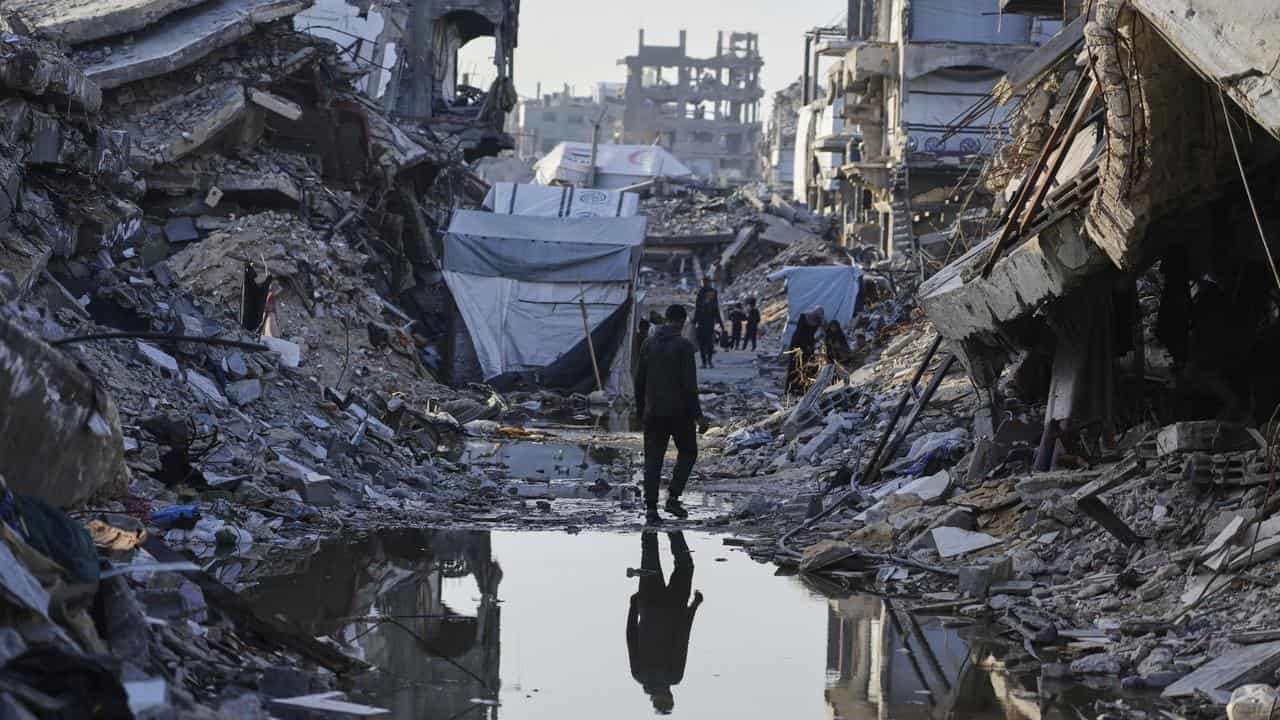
629, 149, 652, 165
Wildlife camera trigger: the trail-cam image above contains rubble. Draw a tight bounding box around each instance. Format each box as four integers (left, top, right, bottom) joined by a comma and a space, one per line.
1, 0, 1279, 717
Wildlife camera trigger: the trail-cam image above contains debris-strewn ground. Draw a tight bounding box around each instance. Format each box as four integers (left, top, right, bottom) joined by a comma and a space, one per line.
4, 4, 1280, 719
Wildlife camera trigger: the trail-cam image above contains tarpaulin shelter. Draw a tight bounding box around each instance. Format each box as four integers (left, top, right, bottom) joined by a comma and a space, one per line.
442, 210, 647, 394
767, 265, 864, 346
533, 142, 694, 189
482, 182, 640, 218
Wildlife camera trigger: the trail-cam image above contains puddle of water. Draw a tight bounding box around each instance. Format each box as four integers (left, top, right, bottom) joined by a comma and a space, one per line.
459, 440, 634, 486
242, 529, 1091, 719
527, 406, 640, 433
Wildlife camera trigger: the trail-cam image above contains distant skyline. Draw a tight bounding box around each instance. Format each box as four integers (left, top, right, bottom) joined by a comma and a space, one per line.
459, 0, 850, 120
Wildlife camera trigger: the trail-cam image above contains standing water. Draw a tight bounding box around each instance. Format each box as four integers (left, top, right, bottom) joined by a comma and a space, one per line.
245, 530, 1086, 719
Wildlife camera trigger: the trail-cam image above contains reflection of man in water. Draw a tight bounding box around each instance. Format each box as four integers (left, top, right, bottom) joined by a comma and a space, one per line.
627, 531, 704, 714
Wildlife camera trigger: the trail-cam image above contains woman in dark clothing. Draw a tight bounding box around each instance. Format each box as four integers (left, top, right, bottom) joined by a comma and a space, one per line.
744, 298, 761, 351
825, 320, 855, 366
785, 308, 823, 395
728, 306, 747, 349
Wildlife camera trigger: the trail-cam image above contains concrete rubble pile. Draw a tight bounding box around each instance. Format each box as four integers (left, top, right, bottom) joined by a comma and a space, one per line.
686, 3, 1280, 717
0, 0, 534, 714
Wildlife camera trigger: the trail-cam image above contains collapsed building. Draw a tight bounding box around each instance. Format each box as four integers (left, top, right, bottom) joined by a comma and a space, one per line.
620, 29, 765, 184
0, 0, 528, 708
921, 0, 1280, 463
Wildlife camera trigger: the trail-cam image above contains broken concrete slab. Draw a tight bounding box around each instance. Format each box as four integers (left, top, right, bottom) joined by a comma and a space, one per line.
5, 0, 209, 45
919, 215, 1111, 347
273, 454, 335, 506
225, 378, 261, 406
1227, 536, 1280, 572
136, 341, 179, 375
0, 314, 128, 507
0, 34, 102, 112
126, 81, 246, 170
186, 369, 228, 407
1163, 641, 1280, 702
897, 470, 952, 504
261, 336, 301, 368
248, 87, 302, 121
931, 527, 1002, 559
1202, 516, 1248, 560
74, 0, 310, 89
1156, 422, 1260, 457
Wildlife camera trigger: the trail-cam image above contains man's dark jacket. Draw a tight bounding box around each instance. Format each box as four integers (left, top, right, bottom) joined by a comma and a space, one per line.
634, 325, 702, 422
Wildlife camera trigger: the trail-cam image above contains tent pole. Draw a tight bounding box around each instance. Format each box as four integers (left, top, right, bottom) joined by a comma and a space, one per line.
578, 281, 605, 393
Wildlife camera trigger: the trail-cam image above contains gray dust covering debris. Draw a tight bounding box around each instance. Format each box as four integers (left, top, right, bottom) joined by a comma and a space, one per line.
2, 1, 1280, 718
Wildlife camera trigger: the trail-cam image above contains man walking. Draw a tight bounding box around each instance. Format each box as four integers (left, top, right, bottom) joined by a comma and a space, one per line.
693, 276, 723, 369
634, 304, 705, 524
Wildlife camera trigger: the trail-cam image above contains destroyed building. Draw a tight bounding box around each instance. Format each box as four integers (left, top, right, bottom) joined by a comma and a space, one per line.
919, 0, 1280, 455
509, 83, 625, 160
620, 29, 764, 184
291, 0, 520, 159
762, 79, 804, 193
793, 0, 1061, 259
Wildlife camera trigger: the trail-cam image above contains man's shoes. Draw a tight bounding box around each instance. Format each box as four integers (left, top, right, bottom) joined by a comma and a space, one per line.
664, 498, 689, 519
645, 509, 663, 525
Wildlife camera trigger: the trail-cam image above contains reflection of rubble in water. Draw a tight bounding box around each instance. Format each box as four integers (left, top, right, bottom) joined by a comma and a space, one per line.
461, 440, 635, 486
826, 596, 1082, 720
245, 528, 502, 718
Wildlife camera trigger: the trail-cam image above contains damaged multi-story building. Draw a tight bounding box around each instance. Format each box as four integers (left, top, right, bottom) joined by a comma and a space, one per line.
761, 80, 805, 192
509, 83, 625, 160
295, 0, 520, 158
795, 1, 1061, 257
620, 30, 764, 184
918, 0, 1280, 473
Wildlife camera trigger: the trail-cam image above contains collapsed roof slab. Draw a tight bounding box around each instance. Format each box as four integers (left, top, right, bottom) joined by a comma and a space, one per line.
74, 0, 310, 89
1130, 0, 1280, 142
5, 0, 209, 46
918, 212, 1111, 346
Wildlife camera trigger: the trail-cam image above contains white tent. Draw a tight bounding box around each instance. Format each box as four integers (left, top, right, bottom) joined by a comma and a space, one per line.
442, 210, 647, 393
767, 265, 864, 346
482, 182, 640, 218
533, 142, 694, 189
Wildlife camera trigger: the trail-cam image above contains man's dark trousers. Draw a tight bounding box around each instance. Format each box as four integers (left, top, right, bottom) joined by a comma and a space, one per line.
643, 417, 698, 509
695, 323, 715, 366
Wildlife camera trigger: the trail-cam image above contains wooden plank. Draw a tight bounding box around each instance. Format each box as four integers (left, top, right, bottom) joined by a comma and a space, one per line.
1072, 455, 1144, 501
979, 71, 1091, 278
1015, 79, 1101, 238
1163, 641, 1280, 699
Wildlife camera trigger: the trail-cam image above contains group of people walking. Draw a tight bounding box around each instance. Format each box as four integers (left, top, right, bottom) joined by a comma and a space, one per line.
693, 277, 759, 367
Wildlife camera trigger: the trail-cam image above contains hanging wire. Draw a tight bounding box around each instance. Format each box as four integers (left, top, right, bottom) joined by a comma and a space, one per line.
1217, 87, 1280, 292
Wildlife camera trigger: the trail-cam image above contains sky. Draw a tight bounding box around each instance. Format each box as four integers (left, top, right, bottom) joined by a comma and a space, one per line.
458, 0, 850, 118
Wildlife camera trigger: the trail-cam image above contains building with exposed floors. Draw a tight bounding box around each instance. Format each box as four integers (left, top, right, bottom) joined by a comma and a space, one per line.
795, 0, 1061, 257
620, 30, 765, 184
509, 84, 625, 160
